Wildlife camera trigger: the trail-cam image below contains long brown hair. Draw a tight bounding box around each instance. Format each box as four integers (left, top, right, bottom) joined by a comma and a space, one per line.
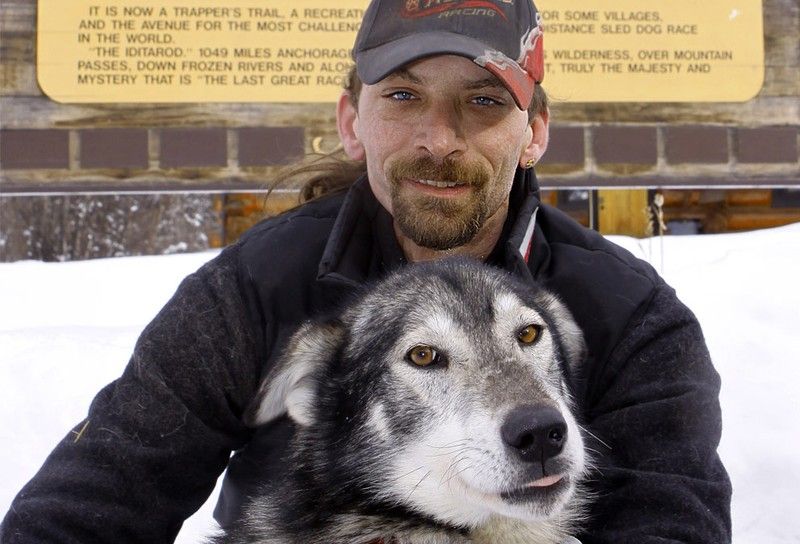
271, 65, 548, 204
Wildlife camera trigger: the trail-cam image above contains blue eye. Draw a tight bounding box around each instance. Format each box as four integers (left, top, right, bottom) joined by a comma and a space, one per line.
389, 91, 416, 101
472, 96, 502, 106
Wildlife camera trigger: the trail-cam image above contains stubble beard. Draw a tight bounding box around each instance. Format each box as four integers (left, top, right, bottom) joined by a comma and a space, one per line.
387, 156, 493, 251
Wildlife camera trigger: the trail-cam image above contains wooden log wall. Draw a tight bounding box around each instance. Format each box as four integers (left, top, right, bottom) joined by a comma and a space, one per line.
1, 0, 799, 260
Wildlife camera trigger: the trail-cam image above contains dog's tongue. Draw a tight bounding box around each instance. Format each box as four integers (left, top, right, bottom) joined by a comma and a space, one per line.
527, 474, 564, 488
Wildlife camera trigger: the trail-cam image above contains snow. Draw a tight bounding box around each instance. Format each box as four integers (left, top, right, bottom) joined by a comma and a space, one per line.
2, 224, 799, 542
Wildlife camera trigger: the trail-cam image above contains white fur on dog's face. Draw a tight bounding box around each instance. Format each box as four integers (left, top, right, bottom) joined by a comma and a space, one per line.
370, 290, 586, 528
250, 260, 587, 536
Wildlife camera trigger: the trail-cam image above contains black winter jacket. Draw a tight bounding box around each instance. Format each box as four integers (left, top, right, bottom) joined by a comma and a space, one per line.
1, 172, 731, 543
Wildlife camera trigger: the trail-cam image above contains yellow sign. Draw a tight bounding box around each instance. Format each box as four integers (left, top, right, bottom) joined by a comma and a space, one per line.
37, 0, 764, 103
538, 0, 764, 102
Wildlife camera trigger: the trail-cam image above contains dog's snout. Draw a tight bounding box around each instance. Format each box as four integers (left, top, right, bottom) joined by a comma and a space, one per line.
501, 404, 567, 463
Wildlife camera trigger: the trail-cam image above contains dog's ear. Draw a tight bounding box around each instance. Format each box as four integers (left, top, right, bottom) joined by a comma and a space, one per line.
244, 320, 345, 428
537, 291, 587, 369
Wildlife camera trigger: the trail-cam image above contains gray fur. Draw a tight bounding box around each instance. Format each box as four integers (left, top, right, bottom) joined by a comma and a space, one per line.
213, 259, 589, 544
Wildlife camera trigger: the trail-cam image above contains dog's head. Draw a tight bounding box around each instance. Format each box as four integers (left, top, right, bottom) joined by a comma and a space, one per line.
247, 258, 587, 530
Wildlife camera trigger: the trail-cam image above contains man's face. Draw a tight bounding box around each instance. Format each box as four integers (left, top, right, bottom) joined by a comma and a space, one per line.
346, 55, 536, 250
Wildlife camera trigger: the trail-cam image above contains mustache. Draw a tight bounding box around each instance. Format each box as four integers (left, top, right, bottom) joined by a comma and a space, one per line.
387, 156, 489, 187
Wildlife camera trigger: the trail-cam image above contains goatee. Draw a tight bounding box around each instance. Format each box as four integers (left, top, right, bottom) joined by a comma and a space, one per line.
387, 156, 491, 250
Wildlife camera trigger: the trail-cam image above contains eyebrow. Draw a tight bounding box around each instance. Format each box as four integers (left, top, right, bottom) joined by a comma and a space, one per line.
464, 76, 506, 91
385, 68, 423, 84
386, 69, 506, 92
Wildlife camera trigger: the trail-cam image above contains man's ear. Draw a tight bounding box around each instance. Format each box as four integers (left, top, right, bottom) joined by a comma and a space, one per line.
337, 91, 366, 161
244, 321, 345, 428
519, 108, 550, 168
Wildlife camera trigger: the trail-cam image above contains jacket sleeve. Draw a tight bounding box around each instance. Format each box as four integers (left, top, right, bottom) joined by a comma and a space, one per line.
579, 282, 732, 543
1, 245, 265, 544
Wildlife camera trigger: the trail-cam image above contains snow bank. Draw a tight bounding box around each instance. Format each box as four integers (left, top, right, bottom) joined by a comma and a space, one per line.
2, 224, 799, 542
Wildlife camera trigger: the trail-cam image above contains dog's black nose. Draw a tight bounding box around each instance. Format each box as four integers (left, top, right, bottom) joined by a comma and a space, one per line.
501, 404, 567, 463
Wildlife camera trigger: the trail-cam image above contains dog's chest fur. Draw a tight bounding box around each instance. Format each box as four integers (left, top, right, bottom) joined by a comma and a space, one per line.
253, 512, 568, 543
364, 516, 568, 543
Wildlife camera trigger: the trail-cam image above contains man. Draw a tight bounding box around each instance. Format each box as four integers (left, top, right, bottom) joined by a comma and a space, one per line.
2, 0, 731, 542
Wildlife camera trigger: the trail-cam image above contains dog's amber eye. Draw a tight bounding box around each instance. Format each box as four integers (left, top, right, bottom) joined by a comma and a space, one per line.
517, 324, 542, 344
407, 345, 439, 367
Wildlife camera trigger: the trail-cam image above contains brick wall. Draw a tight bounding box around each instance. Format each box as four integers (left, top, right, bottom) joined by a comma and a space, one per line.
539, 124, 799, 179
0, 126, 306, 184
3, 123, 796, 187
1, 0, 799, 260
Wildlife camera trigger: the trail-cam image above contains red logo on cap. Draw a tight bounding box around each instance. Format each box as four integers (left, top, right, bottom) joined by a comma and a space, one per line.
474, 24, 543, 109
401, 0, 507, 20
519, 25, 544, 84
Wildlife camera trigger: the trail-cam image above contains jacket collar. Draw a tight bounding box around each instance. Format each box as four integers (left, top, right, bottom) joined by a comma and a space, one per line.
501, 166, 543, 283
316, 175, 380, 289
317, 168, 544, 288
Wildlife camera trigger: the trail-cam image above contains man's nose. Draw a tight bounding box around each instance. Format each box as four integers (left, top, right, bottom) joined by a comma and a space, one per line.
417, 102, 467, 160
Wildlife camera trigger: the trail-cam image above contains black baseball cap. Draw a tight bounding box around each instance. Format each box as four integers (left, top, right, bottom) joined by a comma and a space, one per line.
353, 0, 544, 110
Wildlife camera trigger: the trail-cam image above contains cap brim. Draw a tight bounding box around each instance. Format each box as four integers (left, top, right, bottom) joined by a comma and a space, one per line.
356, 31, 529, 110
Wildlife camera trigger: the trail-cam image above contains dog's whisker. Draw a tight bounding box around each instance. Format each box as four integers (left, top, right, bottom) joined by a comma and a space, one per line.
387, 465, 427, 483
425, 440, 470, 450
405, 470, 432, 502
581, 428, 612, 450
426, 444, 478, 459
440, 450, 474, 485
583, 446, 604, 456
442, 463, 475, 488
439, 456, 464, 485
428, 449, 466, 459
468, 460, 494, 483
441, 455, 466, 480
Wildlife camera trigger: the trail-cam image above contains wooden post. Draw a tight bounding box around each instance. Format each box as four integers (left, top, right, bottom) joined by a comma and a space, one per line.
597, 189, 650, 237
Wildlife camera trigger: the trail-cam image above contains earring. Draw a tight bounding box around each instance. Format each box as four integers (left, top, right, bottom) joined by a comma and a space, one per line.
525, 158, 537, 169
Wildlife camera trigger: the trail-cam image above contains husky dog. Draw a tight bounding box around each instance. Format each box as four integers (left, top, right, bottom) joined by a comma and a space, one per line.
216, 259, 588, 544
